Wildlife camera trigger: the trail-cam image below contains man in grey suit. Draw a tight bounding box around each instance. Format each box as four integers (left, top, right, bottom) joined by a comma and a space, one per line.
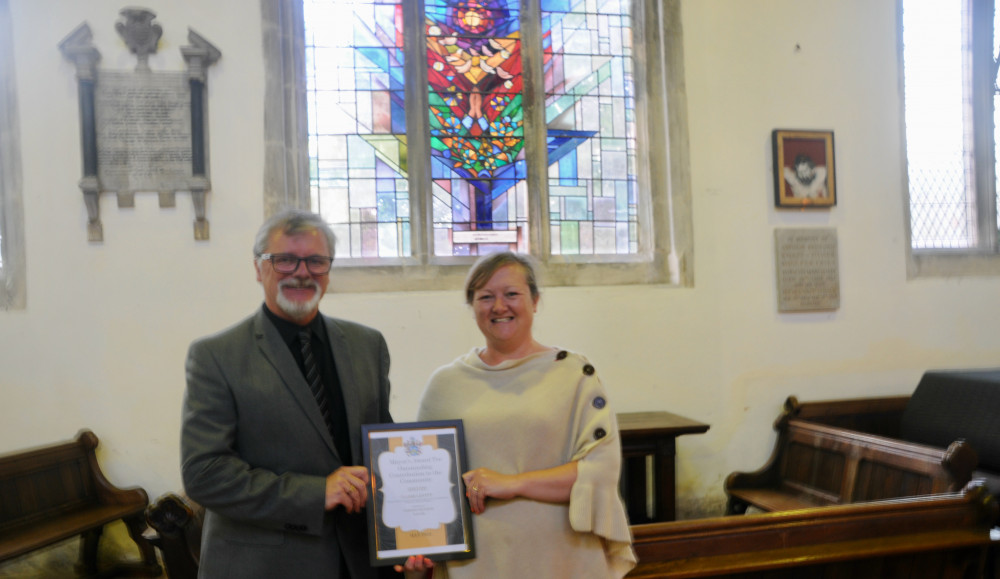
182, 209, 394, 578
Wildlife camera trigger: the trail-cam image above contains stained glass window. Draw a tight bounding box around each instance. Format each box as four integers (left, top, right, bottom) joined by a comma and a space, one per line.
543, 0, 637, 255
305, 0, 409, 259
301, 0, 672, 274
426, 0, 528, 256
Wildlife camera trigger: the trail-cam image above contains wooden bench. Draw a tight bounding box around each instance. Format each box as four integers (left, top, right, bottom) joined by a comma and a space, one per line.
144, 493, 202, 579
793, 370, 1000, 499
724, 396, 977, 514
782, 393, 911, 435
142, 484, 1000, 579
0, 429, 161, 576
629, 482, 998, 578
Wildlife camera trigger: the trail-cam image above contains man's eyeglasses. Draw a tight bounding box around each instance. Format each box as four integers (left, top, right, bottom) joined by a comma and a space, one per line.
258, 253, 334, 275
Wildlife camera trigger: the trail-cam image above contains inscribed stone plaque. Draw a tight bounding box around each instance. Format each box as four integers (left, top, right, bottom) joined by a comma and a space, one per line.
95, 71, 192, 193
61, 15, 219, 241
775, 227, 840, 312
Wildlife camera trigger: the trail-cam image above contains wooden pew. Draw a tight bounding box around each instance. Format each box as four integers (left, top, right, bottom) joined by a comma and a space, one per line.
724, 396, 977, 514
144, 493, 201, 579
144, 484, 999, 579
786, 376, 1000, 498
629, 483, 998, 578
785, 394, 911, 436
0, 429, 161, 576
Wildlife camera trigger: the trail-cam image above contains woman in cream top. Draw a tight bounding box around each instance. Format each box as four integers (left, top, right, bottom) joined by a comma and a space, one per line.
399, 252, 635, 579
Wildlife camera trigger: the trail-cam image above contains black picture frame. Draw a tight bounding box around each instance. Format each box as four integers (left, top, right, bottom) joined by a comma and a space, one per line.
361, 420, 475, 567
772, 129, 836, 208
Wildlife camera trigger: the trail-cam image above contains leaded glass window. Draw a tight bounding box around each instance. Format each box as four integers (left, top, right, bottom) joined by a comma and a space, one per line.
304, 0, 410, 259
304, 0, 647, 260
270, 0, 689, 290
902, 0, 1000, 274
426, 0, 527, 256
543, 1, 637, 256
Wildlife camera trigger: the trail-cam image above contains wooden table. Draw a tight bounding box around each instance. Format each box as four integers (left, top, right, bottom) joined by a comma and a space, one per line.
617, 411, 710, 523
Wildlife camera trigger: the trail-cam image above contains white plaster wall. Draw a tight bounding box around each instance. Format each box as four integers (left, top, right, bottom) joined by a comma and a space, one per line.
2, 0, 999, 523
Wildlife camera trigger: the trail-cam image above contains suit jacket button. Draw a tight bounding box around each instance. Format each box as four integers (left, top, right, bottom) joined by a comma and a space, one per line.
594, 428, 607, 440
583, 364, 595, 375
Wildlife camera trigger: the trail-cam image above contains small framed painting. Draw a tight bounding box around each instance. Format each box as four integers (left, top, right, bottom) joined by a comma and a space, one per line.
772, 129, 836, 208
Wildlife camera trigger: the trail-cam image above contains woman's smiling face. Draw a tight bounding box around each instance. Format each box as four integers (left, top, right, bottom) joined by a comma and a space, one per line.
471, 264, 539, 351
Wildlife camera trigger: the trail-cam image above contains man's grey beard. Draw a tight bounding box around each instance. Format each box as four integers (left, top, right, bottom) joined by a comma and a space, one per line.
276, 278, 323, 321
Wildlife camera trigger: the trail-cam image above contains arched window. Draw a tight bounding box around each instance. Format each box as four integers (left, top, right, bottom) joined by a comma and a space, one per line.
264, 0, 692, 291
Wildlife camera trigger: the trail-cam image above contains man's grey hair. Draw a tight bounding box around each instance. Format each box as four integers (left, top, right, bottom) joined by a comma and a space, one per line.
253, 209, 337, 260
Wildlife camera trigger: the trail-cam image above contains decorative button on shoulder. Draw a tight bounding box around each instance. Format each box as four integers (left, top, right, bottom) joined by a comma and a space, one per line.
582, 364, 595, 375
555, 350, 568, 360
594, 427, 607, 440
593, 396, 606, 409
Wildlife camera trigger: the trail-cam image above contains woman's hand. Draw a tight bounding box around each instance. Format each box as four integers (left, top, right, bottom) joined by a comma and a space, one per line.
462, 468, 517, 514
393, 555, 434, 578
463, 462, 579, 514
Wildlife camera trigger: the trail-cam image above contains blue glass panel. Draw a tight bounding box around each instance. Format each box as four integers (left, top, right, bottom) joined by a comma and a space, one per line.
391, 99, 406, 133
558, 151, 578, 186
540, 0, 572, 12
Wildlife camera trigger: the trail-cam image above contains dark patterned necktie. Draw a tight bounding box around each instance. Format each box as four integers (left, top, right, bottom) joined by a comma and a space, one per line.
298, 329, 334, 435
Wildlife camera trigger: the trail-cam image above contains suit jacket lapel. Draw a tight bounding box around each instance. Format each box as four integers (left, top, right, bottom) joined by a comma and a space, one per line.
324, 316, 361, 465
252, 310, 340, 458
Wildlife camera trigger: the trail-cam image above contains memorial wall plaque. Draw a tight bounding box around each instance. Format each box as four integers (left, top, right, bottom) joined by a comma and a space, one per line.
60, 8, 220, 241
95, 71, 193, 194
774, 227, 840, 312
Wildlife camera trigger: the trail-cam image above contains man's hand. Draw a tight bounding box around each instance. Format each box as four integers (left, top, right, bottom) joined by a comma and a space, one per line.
325, 466, 370, 512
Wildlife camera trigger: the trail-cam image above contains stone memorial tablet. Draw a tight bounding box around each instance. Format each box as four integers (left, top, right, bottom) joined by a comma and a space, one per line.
775, 227, 840, 312
60, 8, 219, 241
96, 71, 192, 194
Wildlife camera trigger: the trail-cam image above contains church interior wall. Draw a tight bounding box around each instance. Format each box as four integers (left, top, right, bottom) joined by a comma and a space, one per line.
2, 0, 999, 542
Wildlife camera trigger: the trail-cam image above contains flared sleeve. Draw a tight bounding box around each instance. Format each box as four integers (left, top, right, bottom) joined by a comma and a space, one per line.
564, 354, 637, 577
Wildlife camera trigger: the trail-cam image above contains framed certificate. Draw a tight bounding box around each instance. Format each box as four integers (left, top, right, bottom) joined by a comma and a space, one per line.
361, 420, 476, 567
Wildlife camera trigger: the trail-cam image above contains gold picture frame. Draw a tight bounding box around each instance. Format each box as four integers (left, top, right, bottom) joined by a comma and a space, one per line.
772, 129, 836, 208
